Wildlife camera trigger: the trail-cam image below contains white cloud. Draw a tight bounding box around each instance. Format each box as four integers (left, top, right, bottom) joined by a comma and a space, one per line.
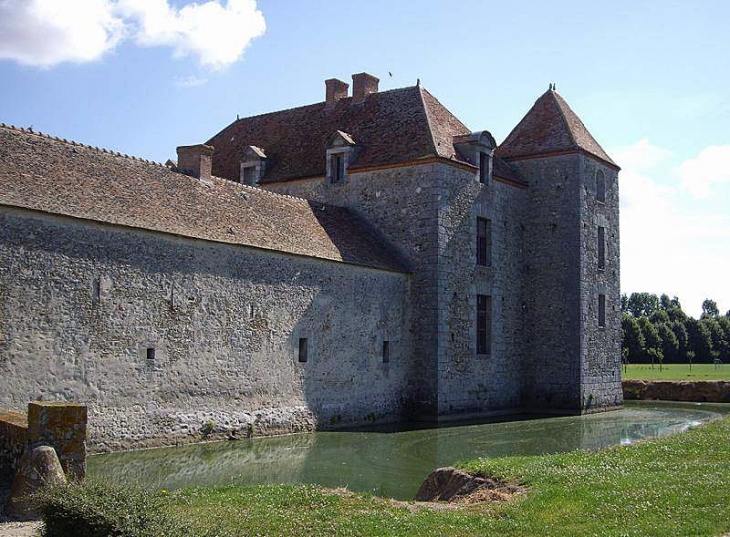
0, 0, 125, 67
678, 145, 730, 199
612, 138, 671, 171
0, 0, 265, 69
174, 75, 207, 88
616, 139, 730, 317
118, 0, 266, 70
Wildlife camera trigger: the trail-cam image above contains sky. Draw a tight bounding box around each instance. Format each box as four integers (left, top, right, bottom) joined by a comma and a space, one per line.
0, 0, 728, 318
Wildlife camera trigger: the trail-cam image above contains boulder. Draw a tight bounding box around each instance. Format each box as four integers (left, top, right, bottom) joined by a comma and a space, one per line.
5, 445, 67, 518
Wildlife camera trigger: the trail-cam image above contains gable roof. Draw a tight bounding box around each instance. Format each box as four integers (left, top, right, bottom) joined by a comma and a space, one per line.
0, 124, 409, 273
207, 84, 522, 184
496, 89, 618, 169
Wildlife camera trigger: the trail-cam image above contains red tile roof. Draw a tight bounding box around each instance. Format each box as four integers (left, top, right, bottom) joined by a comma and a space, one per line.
207, 84, 522, 184
496, 89, 617, 169
0, 124, 409, 273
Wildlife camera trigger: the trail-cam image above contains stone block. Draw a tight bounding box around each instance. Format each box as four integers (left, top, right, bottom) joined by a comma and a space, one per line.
27, 402, 87, 482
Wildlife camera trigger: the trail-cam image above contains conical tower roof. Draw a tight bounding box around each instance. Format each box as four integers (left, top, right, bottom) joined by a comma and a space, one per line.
496, 88, 617, 169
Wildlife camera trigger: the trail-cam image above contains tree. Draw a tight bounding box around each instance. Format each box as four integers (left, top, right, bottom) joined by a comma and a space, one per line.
702, 317, 728, 362
670, 320, 689, 363
627, 293, 660, 318
666, 307, 688, 324
638, 316, 661, 365
701, 299, 719, 319
726, 310, 730, 318
687, 318, 713, 362
657, 323, 679, 365
660, 295, 682, 310
718, 317, 730, 361
621, 294, 629, 314
649, 309, 669, 325
621, 313, 645, 362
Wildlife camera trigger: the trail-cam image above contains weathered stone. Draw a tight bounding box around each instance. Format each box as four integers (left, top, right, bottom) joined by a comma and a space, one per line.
27, 403, 87, 482
6, 445, 66, 517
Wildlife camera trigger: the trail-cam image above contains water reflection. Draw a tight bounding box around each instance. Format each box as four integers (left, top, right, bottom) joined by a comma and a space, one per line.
89, 401, 728, 500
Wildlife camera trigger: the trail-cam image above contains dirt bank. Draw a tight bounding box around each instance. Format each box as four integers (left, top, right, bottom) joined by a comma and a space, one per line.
414, 467, 524, 504
623, 380, 730, 403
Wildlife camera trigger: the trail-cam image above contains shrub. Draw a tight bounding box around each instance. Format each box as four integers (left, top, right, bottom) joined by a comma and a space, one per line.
38, 481, 192, 537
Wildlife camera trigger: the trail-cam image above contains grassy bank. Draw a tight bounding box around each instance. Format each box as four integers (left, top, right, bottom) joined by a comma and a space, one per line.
623, 363, 729, 381
44, 415, 730, 536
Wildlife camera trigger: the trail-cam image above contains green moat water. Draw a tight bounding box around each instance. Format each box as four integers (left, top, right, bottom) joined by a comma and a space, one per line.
88, 401, 730, 500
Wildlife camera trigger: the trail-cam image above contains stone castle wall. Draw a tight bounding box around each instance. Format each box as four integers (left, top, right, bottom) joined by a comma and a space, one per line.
266, 162, 528, 417
265, 163, 442, 416
511, 154, 622, 412
578, 156, 623, 411
435, 166, 526, 415
0, 207, 412, 451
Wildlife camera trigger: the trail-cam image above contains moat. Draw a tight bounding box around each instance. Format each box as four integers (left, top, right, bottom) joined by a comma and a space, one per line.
88, 401, 729, 500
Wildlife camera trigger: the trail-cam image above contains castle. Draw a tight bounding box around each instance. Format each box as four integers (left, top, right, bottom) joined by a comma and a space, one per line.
0, 73, 622, 451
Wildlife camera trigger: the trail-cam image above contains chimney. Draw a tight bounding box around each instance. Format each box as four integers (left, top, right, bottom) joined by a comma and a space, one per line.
176, 144, 214, 180
325, 78, 349, 107
352, 72, 379, 103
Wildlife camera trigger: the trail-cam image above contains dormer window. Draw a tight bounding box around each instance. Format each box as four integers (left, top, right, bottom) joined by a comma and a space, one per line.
454, 131, 496, 185
331, 153, 345, 184
479, 152, 490, 184
326, 130, 359, 185
241, 165, 256, 185
239, 145, 267, 186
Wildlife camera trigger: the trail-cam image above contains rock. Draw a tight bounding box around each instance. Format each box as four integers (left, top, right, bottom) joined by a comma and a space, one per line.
5, 445, 67, 518
415, 466, 504, 502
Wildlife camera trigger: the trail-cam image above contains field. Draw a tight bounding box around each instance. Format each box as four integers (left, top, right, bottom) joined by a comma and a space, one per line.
623, 363, 729, 381
43, 414, 730, 536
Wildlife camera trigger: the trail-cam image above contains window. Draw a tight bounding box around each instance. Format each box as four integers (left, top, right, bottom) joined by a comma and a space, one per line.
242, 166, 256, 185
298, 338, 308, 363
479, 152, 489, 184
598, 226, 606, 270
477, 294, 492, 355
382, 341, 390, 363
596, 170, 606, 202
477, 218, 492, 267
331, 153, 345, 183
146, 347, 155, 361
598, 294, 606, 327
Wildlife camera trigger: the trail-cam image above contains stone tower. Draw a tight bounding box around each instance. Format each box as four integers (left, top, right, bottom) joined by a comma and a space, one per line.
497, 87, 623, 413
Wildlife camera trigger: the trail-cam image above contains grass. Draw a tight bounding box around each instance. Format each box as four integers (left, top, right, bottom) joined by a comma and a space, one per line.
147, 415, 730, 536
623, 363, 729, 381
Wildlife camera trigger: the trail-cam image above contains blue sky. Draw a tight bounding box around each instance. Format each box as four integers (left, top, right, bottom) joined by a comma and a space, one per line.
1, 0, 729, 317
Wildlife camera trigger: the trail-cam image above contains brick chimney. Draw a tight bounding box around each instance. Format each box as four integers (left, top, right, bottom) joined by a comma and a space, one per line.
176, 144, 214, 180
325, 78, 349, 108
352, 72, 379, 103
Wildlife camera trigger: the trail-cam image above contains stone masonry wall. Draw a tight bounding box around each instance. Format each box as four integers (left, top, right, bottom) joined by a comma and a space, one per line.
0, 207, 411, 451
579, 156, 623, 411
0, 410, 27, 485
512, 154, 622, 412
265, 164, 441, 417
266, 162, 528, 418
513, 154, 584, 411
435, 167, 526, 415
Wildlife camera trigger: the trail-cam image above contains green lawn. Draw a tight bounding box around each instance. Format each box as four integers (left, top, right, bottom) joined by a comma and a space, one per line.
153, 415, 730, 536
623, 363, 729, 381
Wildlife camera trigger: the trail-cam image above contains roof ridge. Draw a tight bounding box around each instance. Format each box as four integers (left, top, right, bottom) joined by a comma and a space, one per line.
416, 84, 440, 157
211, 174, 340, 206
0, 122, 166, 167
228, 85, 416, 125
548, 91, 580, 151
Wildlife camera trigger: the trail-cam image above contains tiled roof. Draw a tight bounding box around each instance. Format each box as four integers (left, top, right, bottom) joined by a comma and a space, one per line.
207, 84, 522, 184
0, 124, 409, 273
496, 89, 617, 169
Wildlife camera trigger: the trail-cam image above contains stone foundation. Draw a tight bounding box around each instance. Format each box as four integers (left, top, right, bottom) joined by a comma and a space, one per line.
623, 380, 730, 403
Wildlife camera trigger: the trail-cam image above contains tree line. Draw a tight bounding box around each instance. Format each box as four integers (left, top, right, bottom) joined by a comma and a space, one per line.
621, 293, 730, 365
